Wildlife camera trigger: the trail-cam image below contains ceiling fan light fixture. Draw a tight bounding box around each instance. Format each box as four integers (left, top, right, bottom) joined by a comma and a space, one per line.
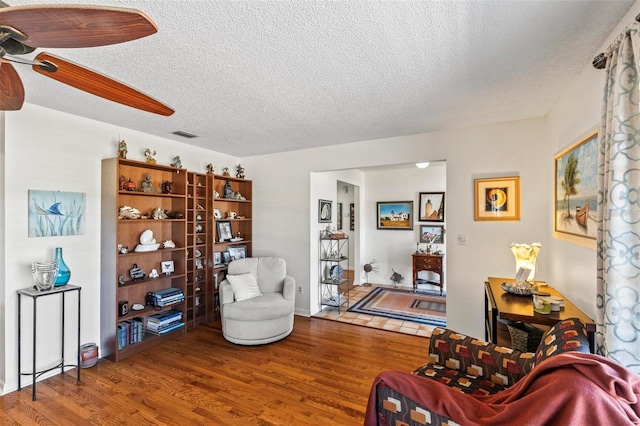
172, 130, 199, 139
416, 162, 430, 169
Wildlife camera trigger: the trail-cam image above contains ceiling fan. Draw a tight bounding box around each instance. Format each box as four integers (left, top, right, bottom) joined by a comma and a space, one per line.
0, 1, 174, 115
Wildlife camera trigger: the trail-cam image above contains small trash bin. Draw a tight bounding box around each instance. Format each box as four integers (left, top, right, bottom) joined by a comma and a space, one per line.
80, 342, 98, 368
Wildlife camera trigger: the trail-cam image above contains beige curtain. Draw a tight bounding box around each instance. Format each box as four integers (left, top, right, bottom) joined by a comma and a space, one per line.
597, 23, 640, 373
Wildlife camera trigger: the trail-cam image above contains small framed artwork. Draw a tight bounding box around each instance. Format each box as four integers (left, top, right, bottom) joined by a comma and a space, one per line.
350, 203, 355, 230
554, 131, 598, 242
418, 192, 445, 222
420, 225, 444, 244
216, 220, 233, 242
336, 203, 343, 230
318, 199, 332, 223
228, 245, 247, 260
213, 251, 222, 266
161, 260, 174, 275
377, 201, 413, 230
474, 177, 520, 221
213, 208, 222, 219
222, 251, 231, 264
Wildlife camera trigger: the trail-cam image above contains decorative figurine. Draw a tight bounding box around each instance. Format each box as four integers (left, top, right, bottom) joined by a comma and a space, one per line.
117, 139, 128, 159
206, 163, 215, 174
223, 180, 234, 199
236, 164, 245, 179
118, 275, 125, 285
125, 178, 136, 191
118, 244, 129, 254
213, 190, 220, 199
118, 205, 141, 220
141, 174, 157, 193
390, 269, 404, 288
152, 207, 168, 220
170, 155, 182, 168
163, 240, 176, 248
144, 148, 156, 164
134, 229, 160, 252
119, 175, 126, 190
148, 268, 159, 278
161, 181, 173, 194
129, 263, 146, 280
222, 167, 230, 177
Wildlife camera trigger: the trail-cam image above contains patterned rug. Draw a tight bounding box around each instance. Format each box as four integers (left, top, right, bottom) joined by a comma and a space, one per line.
347, 287, 446, 327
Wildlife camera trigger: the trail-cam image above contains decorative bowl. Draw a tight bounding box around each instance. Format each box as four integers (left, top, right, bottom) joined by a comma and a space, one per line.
32, 261, 59, 291
501, 281, 536, 296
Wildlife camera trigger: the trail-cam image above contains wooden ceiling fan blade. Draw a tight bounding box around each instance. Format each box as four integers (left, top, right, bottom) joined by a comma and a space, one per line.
0, 5, 157, 48
33, 53, 174, 116
0, 61, 25, 110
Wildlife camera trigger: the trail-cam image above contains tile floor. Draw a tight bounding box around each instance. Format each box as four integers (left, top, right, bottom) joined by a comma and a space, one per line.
312, 284, 438, 338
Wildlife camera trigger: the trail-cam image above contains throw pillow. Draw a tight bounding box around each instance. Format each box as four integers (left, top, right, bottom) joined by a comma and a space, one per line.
227, 273, 261, 301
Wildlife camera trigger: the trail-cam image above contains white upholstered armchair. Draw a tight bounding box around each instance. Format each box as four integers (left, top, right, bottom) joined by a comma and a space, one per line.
219, 257, 295, 345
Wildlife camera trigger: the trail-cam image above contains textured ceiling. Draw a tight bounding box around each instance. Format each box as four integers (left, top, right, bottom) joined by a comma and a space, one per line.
4, 0, 634, 156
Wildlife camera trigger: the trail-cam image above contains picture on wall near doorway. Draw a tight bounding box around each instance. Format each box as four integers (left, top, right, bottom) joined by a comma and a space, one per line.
474, 177, 520, 221
418, 192, 445, 222
336, 202, 343, 230
554, 131, 598, 242
318, 199, 332, 223
420, 225, 444, 244
28, 190, 86, 237
377, 201, 413, 230
350, 203, 355, 230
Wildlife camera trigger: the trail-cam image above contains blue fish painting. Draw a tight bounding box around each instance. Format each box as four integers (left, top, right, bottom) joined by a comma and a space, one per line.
29, 190, 86, 237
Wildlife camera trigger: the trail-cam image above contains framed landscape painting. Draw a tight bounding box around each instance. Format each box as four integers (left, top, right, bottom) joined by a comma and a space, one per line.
474, 177, 520, 221
554, 131, 598, 241
418, 192, 445, 222
420, 225, 444, 244
377, 201, 413, 230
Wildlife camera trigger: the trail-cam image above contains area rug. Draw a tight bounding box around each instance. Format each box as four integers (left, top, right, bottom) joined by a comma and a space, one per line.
347, 287, 446, 327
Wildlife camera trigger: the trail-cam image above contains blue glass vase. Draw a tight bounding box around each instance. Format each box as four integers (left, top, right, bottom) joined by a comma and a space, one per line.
54, 247, 71, 286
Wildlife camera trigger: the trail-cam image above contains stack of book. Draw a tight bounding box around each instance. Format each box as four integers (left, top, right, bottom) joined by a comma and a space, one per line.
146, 310, 184, 335
153, 287, 185, 306
118, 317, 144, 350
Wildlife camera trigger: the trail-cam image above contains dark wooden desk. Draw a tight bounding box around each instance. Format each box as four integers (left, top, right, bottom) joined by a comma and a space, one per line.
412, 253, 443, 294
484, 277, 595, 352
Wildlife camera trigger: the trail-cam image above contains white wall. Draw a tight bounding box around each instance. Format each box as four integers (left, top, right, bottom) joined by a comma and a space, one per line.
363, 165, 446, 291
2, 104, 239, 394
245, 117, 549, 336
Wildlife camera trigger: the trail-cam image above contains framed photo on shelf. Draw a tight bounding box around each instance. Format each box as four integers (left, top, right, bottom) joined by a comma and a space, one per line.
216, 220, 233, 242
377, 201, 413, 230
228, 245, 247, 260
474, 176, 520, 221
213, 251, 222, 266
336, 202, 343, 230
554, 130, 598, 242
420, 225, 444, 244
318, 199, 332, 223
222, 251, 231, 264
418, 192, 445, 222
213, 208, 222, 219
161, 260, 174, 275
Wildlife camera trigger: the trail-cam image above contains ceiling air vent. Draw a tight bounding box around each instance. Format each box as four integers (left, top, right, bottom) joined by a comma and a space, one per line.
172, 130, 198, 139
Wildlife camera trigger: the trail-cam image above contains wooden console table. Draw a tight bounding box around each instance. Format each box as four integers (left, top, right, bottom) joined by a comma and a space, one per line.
484, 277, 595, 352
412, 253, 444, 294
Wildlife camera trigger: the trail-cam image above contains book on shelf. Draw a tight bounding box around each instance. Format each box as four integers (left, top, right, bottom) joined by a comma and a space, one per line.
118, 317, 145, 350
148, 310, 182, 324
146, 321, 185, 335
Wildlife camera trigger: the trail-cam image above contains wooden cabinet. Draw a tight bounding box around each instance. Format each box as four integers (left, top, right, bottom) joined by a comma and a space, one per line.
412, 253, 444, 294
186, 172, 210, 328
101, 158, 187, 362
210, 174, 252, 314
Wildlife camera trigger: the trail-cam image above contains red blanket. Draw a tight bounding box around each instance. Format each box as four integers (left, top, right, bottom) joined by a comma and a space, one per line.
365, 352, 640, 425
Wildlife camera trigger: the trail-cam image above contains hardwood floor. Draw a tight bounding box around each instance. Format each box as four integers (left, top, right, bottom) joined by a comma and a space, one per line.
1, 317, 429, 425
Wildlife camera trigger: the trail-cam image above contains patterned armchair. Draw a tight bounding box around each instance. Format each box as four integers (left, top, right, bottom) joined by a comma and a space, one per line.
368, 318, 591, 425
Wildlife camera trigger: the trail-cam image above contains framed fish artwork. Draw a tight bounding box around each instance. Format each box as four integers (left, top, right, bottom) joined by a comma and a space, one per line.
28, 190, 86, 237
